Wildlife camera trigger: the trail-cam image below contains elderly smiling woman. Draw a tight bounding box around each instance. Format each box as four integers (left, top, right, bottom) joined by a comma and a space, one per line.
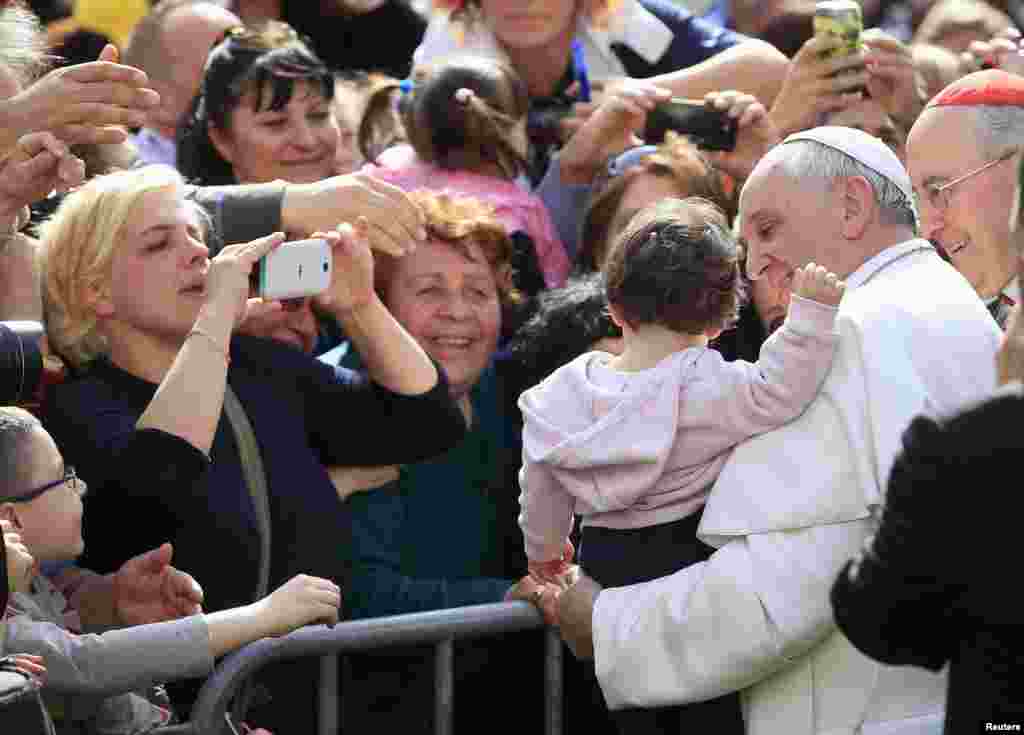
37, 164, 465, 731
333, 189, 555, 732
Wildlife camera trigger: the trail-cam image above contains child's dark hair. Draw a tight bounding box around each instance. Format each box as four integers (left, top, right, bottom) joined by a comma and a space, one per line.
177, 21, 334, 185
0, 406, 40, 500
359, 55, 530, 180
603, 197, 744, 336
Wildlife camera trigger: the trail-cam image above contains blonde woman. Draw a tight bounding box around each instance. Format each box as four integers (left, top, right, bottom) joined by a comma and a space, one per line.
37, 164, 465, 731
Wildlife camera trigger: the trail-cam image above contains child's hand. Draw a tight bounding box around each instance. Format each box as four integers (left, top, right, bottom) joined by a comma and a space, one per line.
528, 540, 576, 587
256, 574, 341, 637
792, 262, 845, 307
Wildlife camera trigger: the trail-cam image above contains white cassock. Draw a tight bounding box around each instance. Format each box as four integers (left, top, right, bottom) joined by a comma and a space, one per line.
592, 240, 1002, 735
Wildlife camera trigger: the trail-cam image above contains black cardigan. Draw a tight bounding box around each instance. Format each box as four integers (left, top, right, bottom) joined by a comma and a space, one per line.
831, 388, 1024, 732
42, 335, 464, 615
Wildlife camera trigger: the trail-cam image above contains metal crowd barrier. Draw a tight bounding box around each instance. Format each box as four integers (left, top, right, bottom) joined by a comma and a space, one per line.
158, 601, 562, 735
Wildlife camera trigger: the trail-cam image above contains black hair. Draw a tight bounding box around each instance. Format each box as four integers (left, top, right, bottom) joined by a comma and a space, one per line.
506, 273, 622, 393
604, 199, 745, 336
177, 21, 334, 185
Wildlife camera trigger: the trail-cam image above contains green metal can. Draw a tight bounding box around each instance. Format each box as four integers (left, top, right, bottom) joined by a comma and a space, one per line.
814, 0, 863, 58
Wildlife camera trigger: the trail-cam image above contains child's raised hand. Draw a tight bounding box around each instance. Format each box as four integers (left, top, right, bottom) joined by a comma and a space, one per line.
792, 262, 845, 307
256, 574, 341, 637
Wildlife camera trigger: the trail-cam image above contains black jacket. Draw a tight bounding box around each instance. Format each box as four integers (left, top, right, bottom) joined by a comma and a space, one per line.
831, 387, 1024, 732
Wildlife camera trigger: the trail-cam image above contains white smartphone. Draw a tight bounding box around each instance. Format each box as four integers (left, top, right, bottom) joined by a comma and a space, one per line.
257, 238, 332, 301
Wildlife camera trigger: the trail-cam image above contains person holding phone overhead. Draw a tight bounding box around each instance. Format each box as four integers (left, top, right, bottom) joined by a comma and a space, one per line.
415, 0, 788, 180
37, 165, 466, 732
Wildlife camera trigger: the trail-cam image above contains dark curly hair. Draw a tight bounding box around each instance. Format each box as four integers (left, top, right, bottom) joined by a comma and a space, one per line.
176, 21, 334, 185
604, 197, 744, 336
506, 272, 621, 392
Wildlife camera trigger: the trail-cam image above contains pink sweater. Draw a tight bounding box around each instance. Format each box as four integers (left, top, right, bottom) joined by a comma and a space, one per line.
362, 145, 570, 288
518, 295, 840, 563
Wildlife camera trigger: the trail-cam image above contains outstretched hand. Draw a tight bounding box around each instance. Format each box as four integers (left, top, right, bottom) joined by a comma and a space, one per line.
3, 44, 159, 151
112, 542, 204, 626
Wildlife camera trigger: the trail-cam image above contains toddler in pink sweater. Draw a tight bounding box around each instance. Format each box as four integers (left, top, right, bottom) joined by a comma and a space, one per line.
520, 197, 845, 586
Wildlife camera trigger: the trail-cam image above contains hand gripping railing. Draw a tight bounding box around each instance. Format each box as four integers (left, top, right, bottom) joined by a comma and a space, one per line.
159, 601, 562, 735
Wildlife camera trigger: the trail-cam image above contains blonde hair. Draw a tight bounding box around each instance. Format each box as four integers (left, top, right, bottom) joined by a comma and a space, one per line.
38, 164, 187, 369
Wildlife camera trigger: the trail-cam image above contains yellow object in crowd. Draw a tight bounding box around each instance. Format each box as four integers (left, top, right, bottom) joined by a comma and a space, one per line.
71, 0, 148, 48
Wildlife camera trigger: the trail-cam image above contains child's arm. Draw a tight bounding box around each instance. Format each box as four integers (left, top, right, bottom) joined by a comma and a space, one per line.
518, 453, 576, 585
205, 574, 340, 658
2, 574, 340, 696
698, 264, 844, 442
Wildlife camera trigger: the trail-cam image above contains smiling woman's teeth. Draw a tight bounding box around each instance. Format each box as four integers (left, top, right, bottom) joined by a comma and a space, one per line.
435, 337, 471, 347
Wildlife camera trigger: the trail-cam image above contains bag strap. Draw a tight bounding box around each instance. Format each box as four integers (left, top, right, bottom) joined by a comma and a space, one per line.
222, 383, 271, 601
221, 384, 272, 727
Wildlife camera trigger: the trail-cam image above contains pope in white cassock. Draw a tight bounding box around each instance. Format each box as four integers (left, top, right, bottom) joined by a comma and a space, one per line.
557, 127, 1003, 735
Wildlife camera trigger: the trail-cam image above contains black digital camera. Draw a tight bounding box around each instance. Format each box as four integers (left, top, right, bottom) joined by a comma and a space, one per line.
0, 321, 44, 406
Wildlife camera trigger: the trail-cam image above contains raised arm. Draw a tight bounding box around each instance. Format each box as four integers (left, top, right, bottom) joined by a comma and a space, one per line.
695, 265, 841, 442
650, 39, 788, 108
137, 232, 285, 454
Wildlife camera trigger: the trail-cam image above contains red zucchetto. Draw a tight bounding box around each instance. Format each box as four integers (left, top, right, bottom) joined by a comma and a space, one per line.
926, 69, 1024, 109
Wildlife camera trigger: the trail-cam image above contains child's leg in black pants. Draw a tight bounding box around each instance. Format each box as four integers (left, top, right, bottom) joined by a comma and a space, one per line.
579, 512, 745, 735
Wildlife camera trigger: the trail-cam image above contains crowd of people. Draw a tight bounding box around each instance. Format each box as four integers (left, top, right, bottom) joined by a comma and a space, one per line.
0, 0, 1022, 733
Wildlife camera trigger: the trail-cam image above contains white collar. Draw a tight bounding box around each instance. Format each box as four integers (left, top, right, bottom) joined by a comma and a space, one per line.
844, 239, 934, 290
413, 0, 674, 82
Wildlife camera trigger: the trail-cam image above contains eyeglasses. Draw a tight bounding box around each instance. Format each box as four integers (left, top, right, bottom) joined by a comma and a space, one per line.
915, 148, 1018, 212
0, 467, 84, 504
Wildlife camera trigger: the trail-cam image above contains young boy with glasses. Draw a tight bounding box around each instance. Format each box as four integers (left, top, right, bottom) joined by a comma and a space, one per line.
0, 406, 341, 735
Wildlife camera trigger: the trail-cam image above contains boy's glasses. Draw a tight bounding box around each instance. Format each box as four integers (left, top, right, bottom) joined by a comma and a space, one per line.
0, 467, 84, 504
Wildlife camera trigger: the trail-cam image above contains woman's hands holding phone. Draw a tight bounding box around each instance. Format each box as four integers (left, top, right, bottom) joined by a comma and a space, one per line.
312, 219, 378, 317
204, 232, 286, 328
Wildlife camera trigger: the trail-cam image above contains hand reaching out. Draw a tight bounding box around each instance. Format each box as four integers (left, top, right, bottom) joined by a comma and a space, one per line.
792, 262, 845, 307
112, 543, 204, 626
2, 44, 159, 151
255, 574, 341, 635
313, 220, 377, 316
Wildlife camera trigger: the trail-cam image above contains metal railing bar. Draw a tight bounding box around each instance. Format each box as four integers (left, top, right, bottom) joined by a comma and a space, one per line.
188, 601, 548, 735
434, 639, 454, 735
545, 629, 563, 735
318, 654, 338, 735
